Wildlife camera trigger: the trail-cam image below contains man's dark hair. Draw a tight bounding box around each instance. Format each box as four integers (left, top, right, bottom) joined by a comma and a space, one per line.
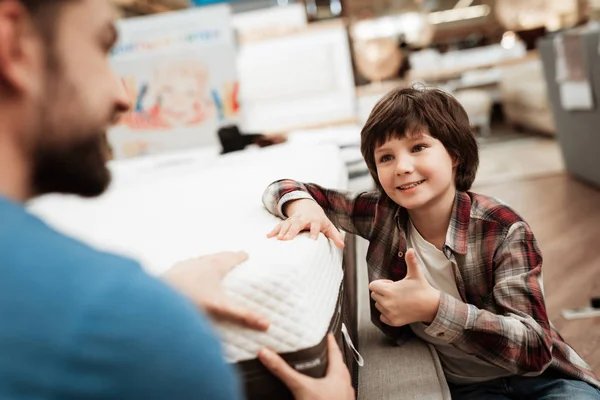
18, 0, 73, 41
360, 84, 479, 193
19, 0, 70, 13
14, 0, 76, 72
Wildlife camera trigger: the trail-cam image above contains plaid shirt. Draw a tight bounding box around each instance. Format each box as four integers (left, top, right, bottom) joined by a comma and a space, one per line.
262, 180, 600, 388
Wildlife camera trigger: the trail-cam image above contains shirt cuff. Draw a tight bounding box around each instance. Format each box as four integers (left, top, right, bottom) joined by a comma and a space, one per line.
277, 191, 315, 218
423, 292, 471, 344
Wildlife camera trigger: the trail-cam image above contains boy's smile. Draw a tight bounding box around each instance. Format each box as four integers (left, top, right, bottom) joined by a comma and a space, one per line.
397, 179, 426, 191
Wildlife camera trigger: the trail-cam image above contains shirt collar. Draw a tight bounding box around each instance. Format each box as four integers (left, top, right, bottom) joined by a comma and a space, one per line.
445, 191, 471, 255
394, 190, 471, 255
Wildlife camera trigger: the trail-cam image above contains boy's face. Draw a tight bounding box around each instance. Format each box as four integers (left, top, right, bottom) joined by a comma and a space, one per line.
374, 131, 457, 211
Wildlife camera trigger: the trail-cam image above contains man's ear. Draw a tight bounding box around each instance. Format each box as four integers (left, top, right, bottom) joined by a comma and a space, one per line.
0, 1, 43, 94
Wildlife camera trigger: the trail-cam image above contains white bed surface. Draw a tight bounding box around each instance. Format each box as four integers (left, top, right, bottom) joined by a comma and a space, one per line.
28, 143, 348, 362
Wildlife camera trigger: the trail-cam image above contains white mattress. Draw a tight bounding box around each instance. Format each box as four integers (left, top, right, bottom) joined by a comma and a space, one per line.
28, 143, 348, 362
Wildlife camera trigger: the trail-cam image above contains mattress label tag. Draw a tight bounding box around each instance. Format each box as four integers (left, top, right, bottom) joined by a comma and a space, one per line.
295, 358, 322, 371
342, 323, 364, 367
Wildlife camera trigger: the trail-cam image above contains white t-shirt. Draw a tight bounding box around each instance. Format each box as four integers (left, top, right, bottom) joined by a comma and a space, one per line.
407, 220, 512, 384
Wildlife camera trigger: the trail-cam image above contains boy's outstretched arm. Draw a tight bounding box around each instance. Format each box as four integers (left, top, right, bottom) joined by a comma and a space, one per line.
262, 179, 379, 241
422, 221, 557, 375
267, 199, 346, 248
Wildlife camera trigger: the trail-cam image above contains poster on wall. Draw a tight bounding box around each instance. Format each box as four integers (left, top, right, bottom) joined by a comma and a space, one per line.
109, 5, 239, 159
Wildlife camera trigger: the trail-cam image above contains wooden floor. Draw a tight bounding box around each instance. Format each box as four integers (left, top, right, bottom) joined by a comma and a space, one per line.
474, 173, 600, 376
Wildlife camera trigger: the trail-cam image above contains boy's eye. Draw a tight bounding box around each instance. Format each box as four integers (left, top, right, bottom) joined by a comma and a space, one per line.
412, 144, 427, 153
379, 154, 393, 163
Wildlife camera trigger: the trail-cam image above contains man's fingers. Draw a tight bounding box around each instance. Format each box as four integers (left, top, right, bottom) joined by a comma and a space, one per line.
209, 302, 270, 331
325, 224, 345, 249
209, 251, 249, 275
210, 251, 248, 263
231, 251, 249, 264
325, 334, 347, 373
380, 314, 393, 326
258, 348, 305, 392
374, 301, 385, 314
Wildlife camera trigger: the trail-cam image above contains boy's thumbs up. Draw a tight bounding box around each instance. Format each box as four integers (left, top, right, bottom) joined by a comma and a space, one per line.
369, 279, 393, 294
367, 248, 441, 327
404, 248, 425, 281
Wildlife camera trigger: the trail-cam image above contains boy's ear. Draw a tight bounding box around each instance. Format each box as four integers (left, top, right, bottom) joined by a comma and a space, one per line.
451, 153, 461, 168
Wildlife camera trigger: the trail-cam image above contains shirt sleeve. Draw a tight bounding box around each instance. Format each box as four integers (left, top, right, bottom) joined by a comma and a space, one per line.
68, 262, 243, 400
262, 179, 380, 241
423, 221, 554, 375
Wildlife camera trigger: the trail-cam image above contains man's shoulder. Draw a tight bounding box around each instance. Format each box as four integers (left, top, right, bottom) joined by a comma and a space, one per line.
0, 196, 172, 339
55, 246, 243, 399
0, 198, 138, 274
0, 197, 204, 332
0, 199, 242, 399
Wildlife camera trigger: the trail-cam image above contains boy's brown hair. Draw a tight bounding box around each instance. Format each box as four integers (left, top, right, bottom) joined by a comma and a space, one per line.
360, 85, 479, 192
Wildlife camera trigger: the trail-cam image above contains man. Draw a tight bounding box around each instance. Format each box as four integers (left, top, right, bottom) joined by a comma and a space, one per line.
0, 0, 353, 398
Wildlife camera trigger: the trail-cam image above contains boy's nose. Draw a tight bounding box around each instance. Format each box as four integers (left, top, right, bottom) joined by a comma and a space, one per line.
395, 158, 414, 175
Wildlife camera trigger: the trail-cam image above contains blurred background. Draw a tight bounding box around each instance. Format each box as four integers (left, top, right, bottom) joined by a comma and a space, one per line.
106, 0, 599, 378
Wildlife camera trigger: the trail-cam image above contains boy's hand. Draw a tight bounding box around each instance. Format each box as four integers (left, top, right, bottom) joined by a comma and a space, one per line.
369, 249, 441, 327
162, 251, 270, 331
258, 334, 355, 400
267, 199, 344, 249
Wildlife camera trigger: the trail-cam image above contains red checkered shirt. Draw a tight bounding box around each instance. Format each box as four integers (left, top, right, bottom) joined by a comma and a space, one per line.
262, 180, 600, 388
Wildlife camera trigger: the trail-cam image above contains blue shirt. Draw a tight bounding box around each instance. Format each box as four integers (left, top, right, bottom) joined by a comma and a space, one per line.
0, 195, 243, 399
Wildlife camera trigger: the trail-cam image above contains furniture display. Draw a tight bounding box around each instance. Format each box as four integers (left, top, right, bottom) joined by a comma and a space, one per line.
539, 28, 600, 188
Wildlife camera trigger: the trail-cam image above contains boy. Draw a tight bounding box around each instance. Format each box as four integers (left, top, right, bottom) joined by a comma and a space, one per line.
262, 86, 600, 399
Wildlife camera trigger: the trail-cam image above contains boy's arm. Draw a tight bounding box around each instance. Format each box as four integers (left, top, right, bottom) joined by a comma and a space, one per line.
422, 222, 555, 375
262, 179, 380, 241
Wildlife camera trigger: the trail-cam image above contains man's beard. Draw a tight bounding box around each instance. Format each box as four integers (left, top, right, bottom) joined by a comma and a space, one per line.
31, 130, 112, 198
25, 40, 117, 199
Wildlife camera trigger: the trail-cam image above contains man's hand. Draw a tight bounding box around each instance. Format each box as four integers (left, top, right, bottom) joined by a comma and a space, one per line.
267, 199, 344, 249
162, 251, 269, 331
258, 334, 355, 400
369, 248, 441, 327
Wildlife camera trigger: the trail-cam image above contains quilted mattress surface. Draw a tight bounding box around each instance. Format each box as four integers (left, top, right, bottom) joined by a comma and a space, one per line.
28, 143, 348, 362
